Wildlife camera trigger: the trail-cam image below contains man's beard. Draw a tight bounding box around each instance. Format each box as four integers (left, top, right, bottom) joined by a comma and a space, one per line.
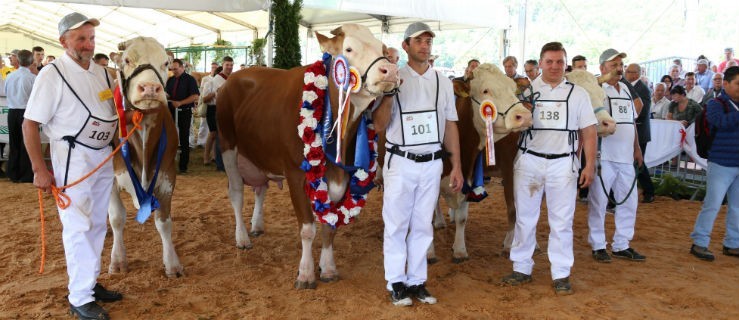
73, 50, 93, 62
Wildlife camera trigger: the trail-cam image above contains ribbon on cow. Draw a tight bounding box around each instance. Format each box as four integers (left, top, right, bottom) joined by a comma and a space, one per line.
120, 124, 168, 223
479, 100, 498, 166
461, 152, 488, 202
113, 84, 128, 137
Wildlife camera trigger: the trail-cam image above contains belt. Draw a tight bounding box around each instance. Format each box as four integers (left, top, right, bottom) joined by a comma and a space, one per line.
520, 148, 571, 160
387, 147, 445, 162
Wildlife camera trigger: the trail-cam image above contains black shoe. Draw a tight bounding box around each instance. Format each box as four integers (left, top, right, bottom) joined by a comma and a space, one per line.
722, 246, 739, 257
690, 245, 715, 261
592, 249, 612, 263
93, 283, 123, 302
408, 283, 437, 304
501, 271, 532, 286
69, 301, 110, 320
612, 248, 646, 261
388, 282, 412, 306
553, 277, 573, 295
178, 169, 187, 174
641, 194, 655, 203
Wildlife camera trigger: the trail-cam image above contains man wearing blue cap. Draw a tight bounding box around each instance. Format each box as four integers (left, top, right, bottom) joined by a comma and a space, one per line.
23, 12, 122, 320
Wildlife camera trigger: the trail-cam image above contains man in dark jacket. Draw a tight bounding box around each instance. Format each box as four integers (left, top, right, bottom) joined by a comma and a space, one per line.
624, 63, 654, 203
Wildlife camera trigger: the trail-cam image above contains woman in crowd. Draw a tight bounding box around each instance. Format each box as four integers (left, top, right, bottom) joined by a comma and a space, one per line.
666, 85, 702, 127
660, 75, 674, 100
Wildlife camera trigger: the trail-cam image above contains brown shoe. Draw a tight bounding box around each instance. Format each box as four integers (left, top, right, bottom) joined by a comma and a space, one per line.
501, 271, 532, 286
553, 277, 573, 295
723, 246, 739, 257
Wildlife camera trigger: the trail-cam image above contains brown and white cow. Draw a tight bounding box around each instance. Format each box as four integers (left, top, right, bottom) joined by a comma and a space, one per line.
108, 37, 184, 277
217, 24, 398, 289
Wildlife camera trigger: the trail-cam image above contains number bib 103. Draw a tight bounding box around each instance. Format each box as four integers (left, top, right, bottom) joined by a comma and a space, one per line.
534, 101, 567, 130
610, 99, 633, 124
77, 116, 118, 149
402, 110, 439, 145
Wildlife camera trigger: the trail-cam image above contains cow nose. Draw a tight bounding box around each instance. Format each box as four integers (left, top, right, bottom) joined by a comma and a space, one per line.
138, 83, 163, 97
380, 64, 399, 82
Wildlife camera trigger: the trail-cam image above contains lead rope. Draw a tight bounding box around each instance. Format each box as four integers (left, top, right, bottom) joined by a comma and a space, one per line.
37, 111, 144, 273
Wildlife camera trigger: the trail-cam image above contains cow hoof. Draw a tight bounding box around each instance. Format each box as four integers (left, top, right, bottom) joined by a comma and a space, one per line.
249, 230, 264, 237
165, 266, 185, 278
108, 262, 128, 274
500, 250, 510, 258
427, 257, 439, 265
236, 243, 254, 250
320, 274, 340, 283
294, 280, 317, 289
452, 256, 469, 264
433, 222, 446, 230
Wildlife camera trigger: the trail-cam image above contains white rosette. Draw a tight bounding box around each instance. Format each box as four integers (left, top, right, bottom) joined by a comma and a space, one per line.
303, 72, 315, 85
302, 116, 317, 129
324, 212, 339, 226
314, 75, 328, 90
311, 135, 323, 148
316, 181, 328, 191
302, 90, 318, 104
297, 123, 307, 137
354, 168, 368, 181
300, 107, 314, 119
303, 144, 311, 156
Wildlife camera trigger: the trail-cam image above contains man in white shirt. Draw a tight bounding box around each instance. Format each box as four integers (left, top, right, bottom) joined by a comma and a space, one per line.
201, 57, 234, 171
501, 42, 597, 295
373, 22, 463, 306
588, 49, 645, 264
684, 72, 705, 103
651, 82, 671, 119
23, 12, 122, 320
4, 49, 35, 183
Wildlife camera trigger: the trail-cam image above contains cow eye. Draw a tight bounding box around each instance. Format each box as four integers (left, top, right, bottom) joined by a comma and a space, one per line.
345, 47, 353, 53
483, 89, 489, 95
125, 58, 130, 64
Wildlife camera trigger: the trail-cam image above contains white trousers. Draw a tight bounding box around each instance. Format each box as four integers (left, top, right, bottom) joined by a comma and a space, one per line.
51, 142, 114, 307
588, 160, 638, 251
510, 153, 578, 280
382, 153, 442, 290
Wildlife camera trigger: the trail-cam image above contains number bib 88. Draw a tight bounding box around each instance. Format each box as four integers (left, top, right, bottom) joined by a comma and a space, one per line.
610, 99, 633, 123
534, 101, 567, 130
402, 110, 439, 145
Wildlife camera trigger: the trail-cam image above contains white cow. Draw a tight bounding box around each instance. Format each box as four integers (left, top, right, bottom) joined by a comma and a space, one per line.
108, 37, 184, 277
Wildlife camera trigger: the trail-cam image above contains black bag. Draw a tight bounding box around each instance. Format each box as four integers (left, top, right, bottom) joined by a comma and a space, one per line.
695, 97, 729, 158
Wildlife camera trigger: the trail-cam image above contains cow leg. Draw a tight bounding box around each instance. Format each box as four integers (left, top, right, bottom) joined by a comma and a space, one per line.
319, 224, 339, 282
250, 186, 266, 237
108, 186, 128, 274
285, 174, 317, 289
432, 198, 446, 229
223, 149, 252, 249
452, 201, 470, 263
155, 200, 184, 277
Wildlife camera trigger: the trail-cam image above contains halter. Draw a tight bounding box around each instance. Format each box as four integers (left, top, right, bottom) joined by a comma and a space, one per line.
359, 56, 390, 84
119, 63, 166, 111
471, 96, 526, 119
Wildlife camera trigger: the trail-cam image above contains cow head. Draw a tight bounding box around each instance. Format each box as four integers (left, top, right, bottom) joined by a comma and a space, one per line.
316, 24, 399, 116
565, 69, 616, 136
462, 63, 532, 144
118, 37, 169, 111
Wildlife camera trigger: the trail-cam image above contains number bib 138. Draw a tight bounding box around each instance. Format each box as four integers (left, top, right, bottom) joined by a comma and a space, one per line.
402, 110, 439, 145
534, 101, 567, 130
77, 116, 117, 149
610, 99, 633, 124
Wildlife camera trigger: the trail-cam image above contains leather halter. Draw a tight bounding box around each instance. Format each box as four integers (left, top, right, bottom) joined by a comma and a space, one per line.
119, 63, 166, 111
359, 56, 390, 84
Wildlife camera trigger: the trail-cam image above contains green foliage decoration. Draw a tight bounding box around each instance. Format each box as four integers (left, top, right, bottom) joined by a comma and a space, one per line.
272, 0, 303, 69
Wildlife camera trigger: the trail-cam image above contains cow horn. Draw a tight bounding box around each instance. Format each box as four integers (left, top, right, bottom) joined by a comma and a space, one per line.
330, 26, 344, 37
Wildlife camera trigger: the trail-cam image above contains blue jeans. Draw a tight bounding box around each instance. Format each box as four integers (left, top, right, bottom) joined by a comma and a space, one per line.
691, 162, 739, 248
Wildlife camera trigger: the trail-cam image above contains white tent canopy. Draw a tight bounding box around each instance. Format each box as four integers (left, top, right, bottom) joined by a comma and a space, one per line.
2, 0, 504, 56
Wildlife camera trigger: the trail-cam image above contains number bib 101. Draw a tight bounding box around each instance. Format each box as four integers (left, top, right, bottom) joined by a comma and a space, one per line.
401, 110, 439, 145
534, 101, 567, 130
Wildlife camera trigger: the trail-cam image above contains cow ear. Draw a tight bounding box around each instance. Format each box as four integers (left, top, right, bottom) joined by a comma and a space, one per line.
315, 31, 342, 55
330, 26, 345, 37
453, 80, 470, 98
118, 39, 131, 51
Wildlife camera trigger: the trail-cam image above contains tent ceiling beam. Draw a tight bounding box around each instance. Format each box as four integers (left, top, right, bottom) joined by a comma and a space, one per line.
0, 24, 63, 50
155, 9, 221, 38
208, 12, 259, 39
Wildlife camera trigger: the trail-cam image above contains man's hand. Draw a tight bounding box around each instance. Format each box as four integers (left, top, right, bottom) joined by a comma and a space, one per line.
448, 167, 464, 193
579, 164, 595, 188
33, 170, 56, 194
172, 100, 182, 108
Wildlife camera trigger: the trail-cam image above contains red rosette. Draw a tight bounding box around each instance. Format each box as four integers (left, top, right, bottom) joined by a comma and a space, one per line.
302, 126, 316, 144
356, 177, 371, 187
314, 189, 329, 204
306, 147, 324, 162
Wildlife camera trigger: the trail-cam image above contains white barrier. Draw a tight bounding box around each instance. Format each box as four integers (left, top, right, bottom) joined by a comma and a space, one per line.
0, 96, 50, 144
644, 119, 707, 170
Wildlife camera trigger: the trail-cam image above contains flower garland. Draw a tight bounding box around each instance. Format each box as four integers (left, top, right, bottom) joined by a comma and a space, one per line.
298, 55, 378, 228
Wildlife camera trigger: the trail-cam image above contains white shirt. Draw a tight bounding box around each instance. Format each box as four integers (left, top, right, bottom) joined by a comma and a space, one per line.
204, 73, 228, 105
25, 52, 115, 142
386, 65, 457, 153
651, 96, 670, 119
600, 82, 636, 164
686, 86, 705, 103
525, 77, 597, 154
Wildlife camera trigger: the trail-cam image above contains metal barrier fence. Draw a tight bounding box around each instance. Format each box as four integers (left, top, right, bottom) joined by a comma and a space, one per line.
638, 56, 696, 86
650, 152, 707, 200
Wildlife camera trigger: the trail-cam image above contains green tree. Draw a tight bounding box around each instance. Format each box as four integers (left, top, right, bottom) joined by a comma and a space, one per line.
250, 38, 267, 66
212, 38, 235, 63
272, 0, 302, 69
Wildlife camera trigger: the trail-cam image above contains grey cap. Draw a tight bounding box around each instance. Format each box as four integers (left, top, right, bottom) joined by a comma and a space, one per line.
697, 59, 709, 65
6, 49, 19, 56
58, 12, 100, 37
403, 22, 435, 40
598, 48, 627, 65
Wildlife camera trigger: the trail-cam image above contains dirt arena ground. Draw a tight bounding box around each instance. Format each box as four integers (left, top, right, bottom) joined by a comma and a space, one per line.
1, 157, 738, 319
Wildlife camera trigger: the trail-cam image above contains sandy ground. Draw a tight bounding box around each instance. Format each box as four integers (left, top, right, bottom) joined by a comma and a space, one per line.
1, 156, 738, 320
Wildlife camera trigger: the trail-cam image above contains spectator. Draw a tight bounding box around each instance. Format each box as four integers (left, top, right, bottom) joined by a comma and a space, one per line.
670, 65, 685, 88
165, 58, 200, 174
695, 59, 715, 92
502, 56, 525, 79
190, 62, 218, 150
7, 49, 20, 69
31, 46, 44, 72
4, 49, 35, 183
454, 59, 479, 82
524, 59, 540, 80
386, 47, 400, 64
572, 55, 587, 70
93, 53, 109, 67
717, 48, 739, 73
429, 54, 439, 67
1, 53, 15, 79
44, 55, 56, 66
701, 73, 724, 106
666, 85, 702, 127
624, 63, 654, 203
651, 82, 671, 119
660, 75, 674, 100
689, 66, 739, 261
202, 57, 235, 172
684, 72, 705, 103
